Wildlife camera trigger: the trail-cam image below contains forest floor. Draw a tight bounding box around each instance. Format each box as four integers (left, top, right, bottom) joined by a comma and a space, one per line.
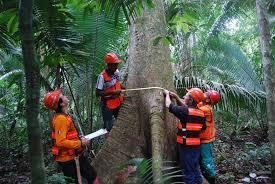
0, 146, 31, 183
215, 125, 271, 184
0, 128, 271, 184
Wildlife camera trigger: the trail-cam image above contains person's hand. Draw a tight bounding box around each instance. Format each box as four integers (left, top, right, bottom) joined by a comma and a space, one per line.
180, 99, 187, 105
81, 137, 90, 146
169, 91, 178, 99
113, 89, 121, 95
163, 90, 171, 108
163, 89, 169, 96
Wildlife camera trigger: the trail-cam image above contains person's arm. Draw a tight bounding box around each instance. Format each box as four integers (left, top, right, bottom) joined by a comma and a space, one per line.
54, 116, 82, 149
169, 91, 186, 106
96, 74, 121, 97
96, 89, 121, 97
164, 90, 188, 119
168, 104, 188, 119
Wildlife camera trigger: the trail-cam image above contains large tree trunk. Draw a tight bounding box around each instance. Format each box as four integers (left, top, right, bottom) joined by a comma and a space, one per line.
256, 0, 275, 181
93, 0, 178, 183
19, 0, 46, 183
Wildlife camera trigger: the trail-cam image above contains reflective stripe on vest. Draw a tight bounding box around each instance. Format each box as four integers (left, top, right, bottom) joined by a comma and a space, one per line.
186, 138, 201, 145
186, 123, 203, 131
188, 108, 205, 117
176, 108, 205, 146
51, 147, 76, 156
100, 70, 123, 109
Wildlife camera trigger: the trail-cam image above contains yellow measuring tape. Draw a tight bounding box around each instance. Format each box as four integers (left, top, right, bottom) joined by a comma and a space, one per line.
121, 86, 167, 92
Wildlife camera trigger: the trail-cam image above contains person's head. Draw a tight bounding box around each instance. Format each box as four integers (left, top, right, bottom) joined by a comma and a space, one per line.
56, 95, 69, 113
183, 88, 205, 107
204, 90, 220, 105
107, 63, 119, 73
44, 89, 69, 113
104, 53, 122, 73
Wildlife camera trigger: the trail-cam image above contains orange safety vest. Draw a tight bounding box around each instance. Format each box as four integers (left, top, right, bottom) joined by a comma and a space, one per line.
176, 108, 205, 146
51, 115, 83, 157
100, 69, 123, 109
199, 105, 216, 143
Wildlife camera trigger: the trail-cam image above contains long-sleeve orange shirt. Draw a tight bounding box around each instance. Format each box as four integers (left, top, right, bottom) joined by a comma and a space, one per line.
52, 114, 81, 162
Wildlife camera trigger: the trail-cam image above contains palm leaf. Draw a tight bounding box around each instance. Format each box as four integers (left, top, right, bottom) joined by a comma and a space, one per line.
195, 37, 263, 91
64, 10, 127, 96
174, 76, 266, 114
124, 158, 183, 184
208, 0, 255, 36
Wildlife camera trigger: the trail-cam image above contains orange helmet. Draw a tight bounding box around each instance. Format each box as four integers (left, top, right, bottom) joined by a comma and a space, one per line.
43, 89, 62, 110
207, 90, 220, 105
104, 53, 121, 64
186, 88, 205, 103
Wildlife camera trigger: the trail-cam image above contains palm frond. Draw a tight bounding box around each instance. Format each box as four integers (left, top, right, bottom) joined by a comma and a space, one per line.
0, 69, 23, 81
208, 0, 254, 36
64, 10, 127, 94
124, 158, 183, 184
195, 37, 264, 91
174, 76, 266, 114
83, 0, 153, 24
0, 27, 21, 56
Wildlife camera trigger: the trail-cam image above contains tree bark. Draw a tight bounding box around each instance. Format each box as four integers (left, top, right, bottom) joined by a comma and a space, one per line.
93, 0, 178, 183
256, 0, 275, 181
19, 0, 46, 183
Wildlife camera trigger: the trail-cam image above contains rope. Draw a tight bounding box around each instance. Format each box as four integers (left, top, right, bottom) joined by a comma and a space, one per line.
121, 86, 167, 92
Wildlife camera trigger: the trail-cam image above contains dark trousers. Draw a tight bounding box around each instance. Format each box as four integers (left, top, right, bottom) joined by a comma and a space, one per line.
101, 102, 119, 131
179, 145, 202, 184
58, 155, 97, 184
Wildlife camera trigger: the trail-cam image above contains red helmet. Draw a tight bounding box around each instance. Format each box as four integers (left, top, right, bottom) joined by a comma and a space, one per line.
207, 90, 220, 105
186, 88, 205, 103
104, 53, 121, 64
43, 89, 62, 110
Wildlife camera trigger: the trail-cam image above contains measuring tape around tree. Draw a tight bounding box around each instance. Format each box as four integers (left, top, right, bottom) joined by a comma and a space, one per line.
121, 86, 167, 92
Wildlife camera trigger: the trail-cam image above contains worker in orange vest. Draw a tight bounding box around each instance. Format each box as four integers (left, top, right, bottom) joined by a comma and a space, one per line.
164, 88, 206, 184
96, 53, 125, 135
198, 90, 220, 184
44, 89, 100, 184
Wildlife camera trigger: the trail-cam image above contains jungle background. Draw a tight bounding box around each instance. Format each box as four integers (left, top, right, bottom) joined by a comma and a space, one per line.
0, 0, 274, 183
